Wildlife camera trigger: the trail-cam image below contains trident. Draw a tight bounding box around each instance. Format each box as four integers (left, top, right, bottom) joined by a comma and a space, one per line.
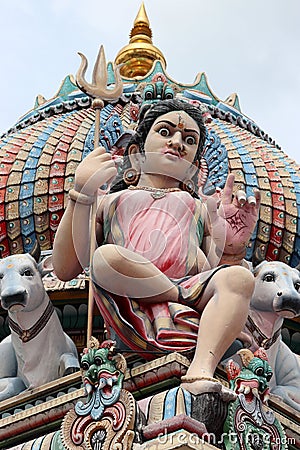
75, 45, 123, 342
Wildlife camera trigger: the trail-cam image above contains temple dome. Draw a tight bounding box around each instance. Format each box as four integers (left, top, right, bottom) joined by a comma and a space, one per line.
0, 4, 299, 268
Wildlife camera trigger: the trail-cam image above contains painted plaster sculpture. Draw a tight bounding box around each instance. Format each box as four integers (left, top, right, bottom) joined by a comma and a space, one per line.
243, 261, 300, 411
60, 338, 140, 450
0, 248, 79, 401
224, 348, 287, 450
53, 98, 260, 399
75, 338, 126, 420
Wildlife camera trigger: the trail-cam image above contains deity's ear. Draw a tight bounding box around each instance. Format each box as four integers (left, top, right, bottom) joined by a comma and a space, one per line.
128, 144, 141, 169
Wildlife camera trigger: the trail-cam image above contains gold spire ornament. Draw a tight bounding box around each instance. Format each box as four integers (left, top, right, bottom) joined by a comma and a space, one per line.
115, 2, 166, 78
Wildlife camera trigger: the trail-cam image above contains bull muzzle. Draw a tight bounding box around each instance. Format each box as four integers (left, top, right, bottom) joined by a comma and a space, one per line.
274, 291, 300, 318
1, 286, 28, 310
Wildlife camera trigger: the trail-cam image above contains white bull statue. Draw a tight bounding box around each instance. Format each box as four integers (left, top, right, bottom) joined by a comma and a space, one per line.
0, 250, 80, 401
243, 260, 300, 411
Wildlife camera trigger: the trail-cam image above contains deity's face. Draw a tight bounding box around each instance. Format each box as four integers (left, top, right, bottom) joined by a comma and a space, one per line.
132, 110, 201, 183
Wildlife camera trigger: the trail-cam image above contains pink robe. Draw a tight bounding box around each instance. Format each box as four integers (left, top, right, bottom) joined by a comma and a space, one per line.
93, 189, 219, 358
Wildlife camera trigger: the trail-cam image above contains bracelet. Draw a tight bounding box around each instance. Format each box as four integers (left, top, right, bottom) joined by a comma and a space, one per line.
220, 249, 247, 265
68, 189, 95, 205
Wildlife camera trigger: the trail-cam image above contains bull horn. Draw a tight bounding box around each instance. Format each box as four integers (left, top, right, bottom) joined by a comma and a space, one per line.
237, 349, 255, 368
252, 246, 265, 268
29, 240, 41, 263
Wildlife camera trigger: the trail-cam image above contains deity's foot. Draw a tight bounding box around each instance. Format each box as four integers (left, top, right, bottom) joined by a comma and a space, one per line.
181, 376, 237, 402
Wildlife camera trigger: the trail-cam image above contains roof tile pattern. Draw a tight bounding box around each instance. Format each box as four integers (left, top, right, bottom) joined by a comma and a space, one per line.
0, 67, 299, 267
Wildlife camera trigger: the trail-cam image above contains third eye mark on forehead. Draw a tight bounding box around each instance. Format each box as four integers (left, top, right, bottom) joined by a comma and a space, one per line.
155, 119, 200, 136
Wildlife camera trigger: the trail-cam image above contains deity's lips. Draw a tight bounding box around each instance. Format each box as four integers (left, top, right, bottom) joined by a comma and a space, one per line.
161, 148, 182, 160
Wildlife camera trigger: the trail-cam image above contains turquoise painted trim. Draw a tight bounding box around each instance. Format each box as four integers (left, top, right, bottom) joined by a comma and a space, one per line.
232, 95, 241, 111
216, 101, 243, 118
107, 62, 115, 85
119, 61, 219, 105
55, 75, 78, 100
163, 387, 179, 419
50, 430, 64, 450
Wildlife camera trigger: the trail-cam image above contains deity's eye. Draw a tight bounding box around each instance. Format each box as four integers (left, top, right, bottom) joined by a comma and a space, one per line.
158, 127, 170, 137
185, 135, 197, 146
254, 367, 264, 377
263, 273, 275, 282
294, 282, 300, 291
81, 361, 90, 371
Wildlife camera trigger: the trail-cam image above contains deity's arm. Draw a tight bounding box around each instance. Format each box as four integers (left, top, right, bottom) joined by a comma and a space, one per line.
201, 234, 221, 268
52, 146, 116, 281
52, 199, 93, 281
199, 200, 222, 269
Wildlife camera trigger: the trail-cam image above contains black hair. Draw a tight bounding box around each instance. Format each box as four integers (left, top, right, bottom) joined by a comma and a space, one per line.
110, 99, 207, 197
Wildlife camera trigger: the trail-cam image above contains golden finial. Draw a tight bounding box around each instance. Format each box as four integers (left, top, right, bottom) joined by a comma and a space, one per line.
133, 2, 150, 29
115, 3, 166, 78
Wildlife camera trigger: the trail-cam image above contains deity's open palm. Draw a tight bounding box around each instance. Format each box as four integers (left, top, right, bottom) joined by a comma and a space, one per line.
206, 174, 260, 258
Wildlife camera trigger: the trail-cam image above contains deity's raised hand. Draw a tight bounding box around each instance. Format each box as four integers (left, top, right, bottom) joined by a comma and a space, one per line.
74, 147, 117, 196
205, 173, 260, 258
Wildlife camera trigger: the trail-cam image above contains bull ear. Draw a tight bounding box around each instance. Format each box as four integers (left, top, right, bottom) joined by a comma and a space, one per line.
38, 255, 53, 277
252, 259, 267, 276
29, 240, 41, 263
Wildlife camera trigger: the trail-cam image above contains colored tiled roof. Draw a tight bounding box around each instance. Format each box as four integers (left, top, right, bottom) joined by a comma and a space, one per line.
0, 61, 299, 267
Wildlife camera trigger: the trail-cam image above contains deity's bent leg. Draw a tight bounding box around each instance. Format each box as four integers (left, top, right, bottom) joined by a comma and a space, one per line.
92, 244, 179, 302
181, 265, 254, 399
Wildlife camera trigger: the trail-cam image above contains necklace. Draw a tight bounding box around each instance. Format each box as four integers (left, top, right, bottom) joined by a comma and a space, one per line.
128, 185, 181, 200
9, 300, 54, 343
245, 315, 281, 350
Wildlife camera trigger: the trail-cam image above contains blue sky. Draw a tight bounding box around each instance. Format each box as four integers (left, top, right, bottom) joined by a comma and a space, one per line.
1, 0, 299, 162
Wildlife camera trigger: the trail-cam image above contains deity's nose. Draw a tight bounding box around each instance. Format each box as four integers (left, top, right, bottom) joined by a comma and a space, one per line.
168, 131, 183, 151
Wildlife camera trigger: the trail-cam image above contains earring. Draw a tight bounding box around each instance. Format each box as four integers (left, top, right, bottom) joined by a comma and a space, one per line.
123, 168, 139, 185
181, 179, 195, 195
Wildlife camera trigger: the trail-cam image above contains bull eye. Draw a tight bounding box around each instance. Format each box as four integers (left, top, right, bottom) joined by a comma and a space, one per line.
294, 282, 300, 291
21, 269, 33, 277
263, 273, 275, 282
0, 273, 3, 279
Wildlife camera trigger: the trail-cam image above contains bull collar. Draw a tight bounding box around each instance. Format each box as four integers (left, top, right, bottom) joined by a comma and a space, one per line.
245, 315, 281, 350
8, 300, 54, 343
